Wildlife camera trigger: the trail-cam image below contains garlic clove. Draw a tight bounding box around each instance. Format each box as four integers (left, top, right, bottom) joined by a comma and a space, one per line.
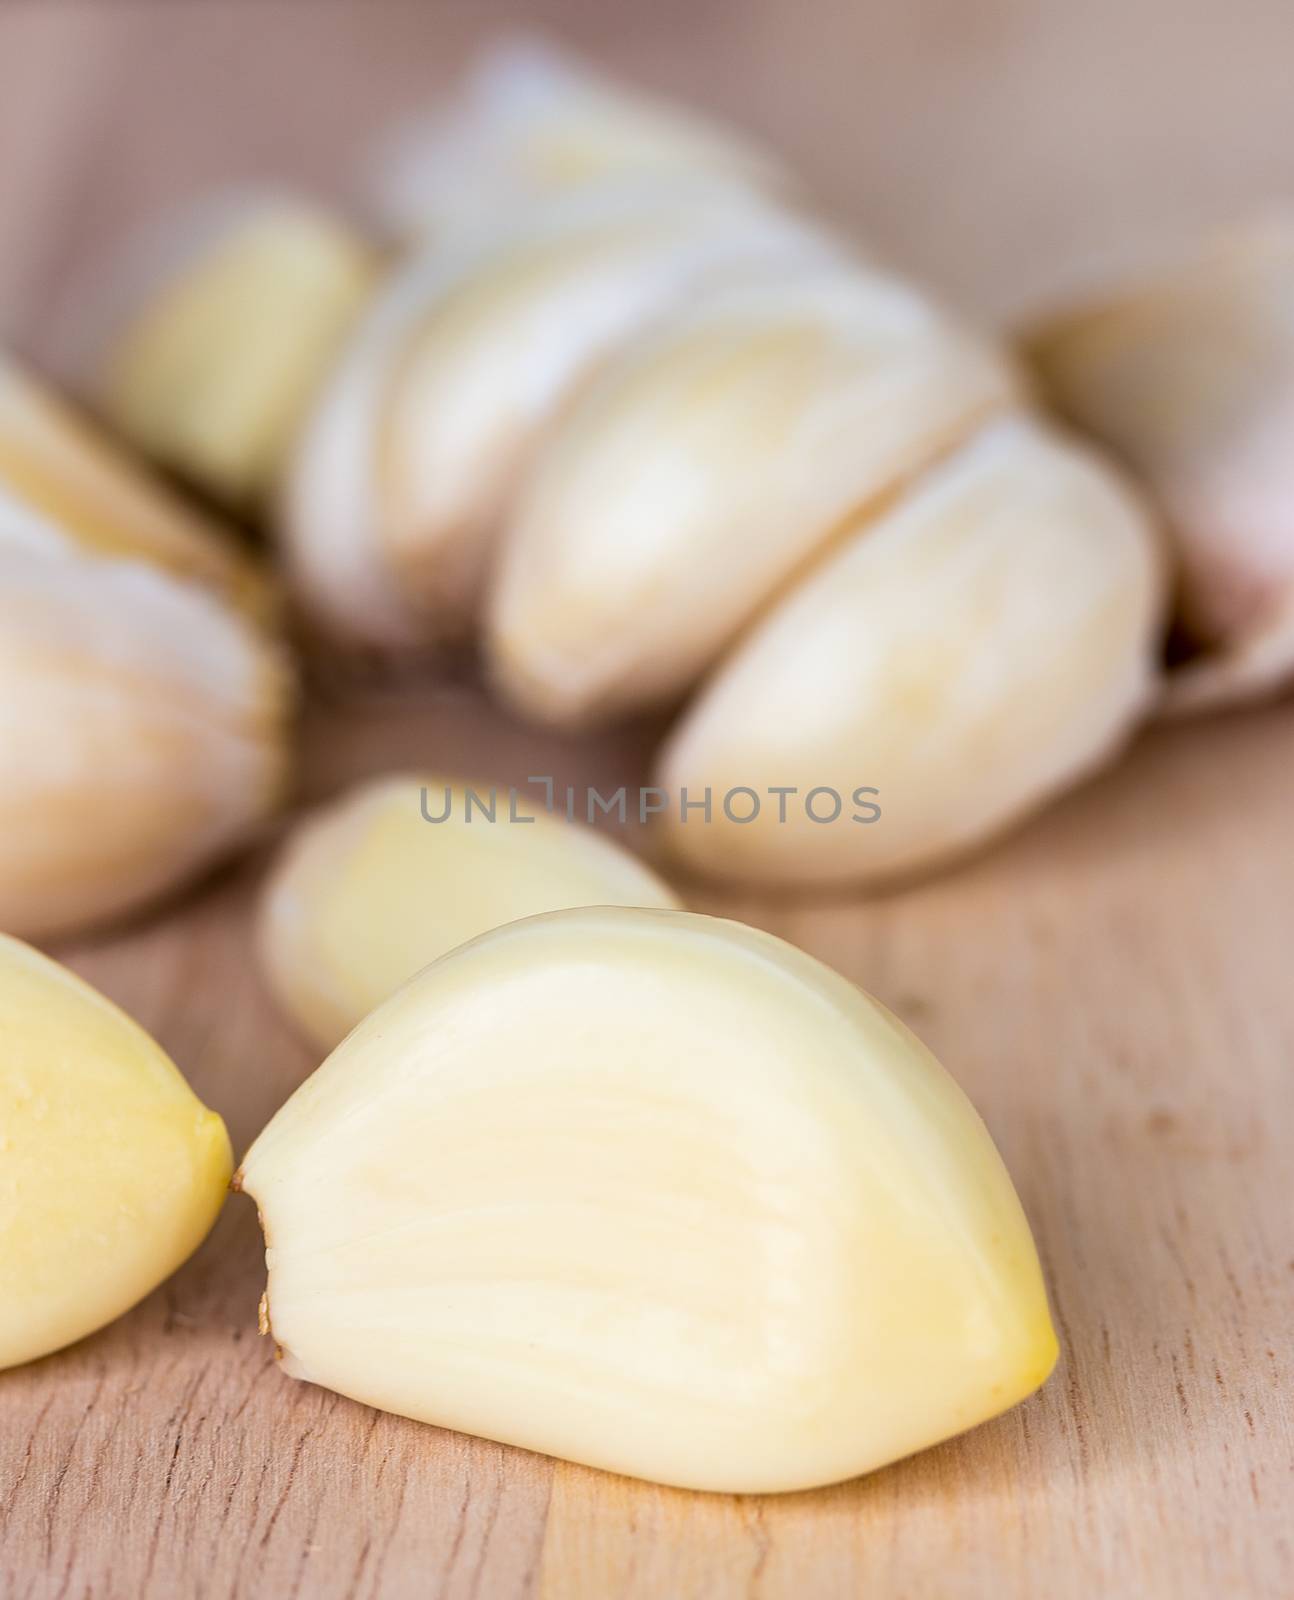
0, 526, 292, 940
0, 932, 232, 1370
284, 187, 842, 651
1027, 219, 1294, 712
258, 772, 679, 1052
0, 355, 273, 621
237, 905, 1057, 1494
279, 245, 463, 652
66, 191, 375, 511
375, 186, 845, 634
486, 269, 1020, 728
367, 35, 782, 240
655, 416, 1162, 888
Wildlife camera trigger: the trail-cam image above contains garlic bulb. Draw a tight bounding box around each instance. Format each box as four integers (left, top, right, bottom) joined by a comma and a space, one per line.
259, 773, 679, 1051
0, 932, 231, 1370
238, 906, 1057, 1493
367, 35, 782, 239
64, 191, 375, 511
0, 360, 292, 940
1029, 219, 1294, 713
656, 417, 1163, 887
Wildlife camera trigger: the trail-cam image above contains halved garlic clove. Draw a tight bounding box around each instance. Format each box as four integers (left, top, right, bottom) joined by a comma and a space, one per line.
655, 416, 1163, 888
1027, 219, 1294, 713
65, 190, 375, 511
237, 905, 1058, 1494
258, 773, 679, 1052
487, 270, 1021, 727
0, 524, 292, 940
367, 35, 782, 240
0, 932, 232, 1370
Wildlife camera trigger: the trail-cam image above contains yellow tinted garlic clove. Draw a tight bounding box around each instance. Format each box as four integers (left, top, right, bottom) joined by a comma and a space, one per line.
487, 271, 1021, 727
238, 906, 1057, 1493
0, 933, 232, 1370
0, 355, 271, 622
66, 191, 376, 511
258, 773, 679, 1052
368, 35, 782, 239
656, 417, 1163, 888
0, 359, 292, 939
1028, 220, 1294, 712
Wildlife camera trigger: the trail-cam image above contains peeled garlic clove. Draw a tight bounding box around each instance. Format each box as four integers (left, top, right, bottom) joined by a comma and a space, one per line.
0, 526, 291, 940
656, 416, 1162, 888
66, 190, 375, 510
280, 246, 461, 651
1028, 220, 1294, 712
368, 35, 781, 239
0, 932, 232, 1370
375, 188, 844, 634
238, 905, 1057, 1493
487, 270, 1020, 727
0, 355, 272, 623
284, 189, 841, 650
259, 773, 679, 1052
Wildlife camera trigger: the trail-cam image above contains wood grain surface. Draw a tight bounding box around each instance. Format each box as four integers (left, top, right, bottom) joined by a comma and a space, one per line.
1, 3, 1292, 1597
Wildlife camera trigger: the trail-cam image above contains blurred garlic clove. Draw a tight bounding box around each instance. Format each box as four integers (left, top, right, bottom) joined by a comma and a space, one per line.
487, 271, 1021, 728
1027, 219, 1294, 713
367, 35, 782, 240
286, 188, 841, 650
0, 355, 273, 623
63, 190, 376, 512
655, 416, 1163, 888
238, 905, 1058, 1493
0, 363, 292, 937
0, 932, 232, 1371
259, 772, 680, 1052
375, 187, 844, 635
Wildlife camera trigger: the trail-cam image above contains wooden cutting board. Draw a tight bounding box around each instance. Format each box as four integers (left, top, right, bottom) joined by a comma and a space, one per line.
1, 4, 1291, 1596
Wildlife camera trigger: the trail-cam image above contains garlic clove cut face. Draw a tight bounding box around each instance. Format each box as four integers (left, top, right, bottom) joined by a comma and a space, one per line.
377, 188, 844, 632
238, 906, 1057, 1494
487, 270, 1020, 728
1028, 220, 1294, 712
368, 35, 782, 239
0, 530, 292, 940
0, 933, 232, 1370
258, 773, 679, 1053
71, 192, 375, 511
656, 416, 1162, 888
0, 355, 272, 622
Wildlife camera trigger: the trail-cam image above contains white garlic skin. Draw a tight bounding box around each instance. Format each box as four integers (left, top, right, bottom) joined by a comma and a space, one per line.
239, 906, 1058, 1494
656, 417, 1163, 887
0, 357, 293, 940
0, 528, 290, 940
367, 35, 782, 240
258, 773, 679, 1052
1028, 219, 1294, 712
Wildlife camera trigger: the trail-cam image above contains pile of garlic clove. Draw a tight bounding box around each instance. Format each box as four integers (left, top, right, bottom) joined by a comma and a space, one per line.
65, 37, 1178, 893
18, 31, 1293, 1498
